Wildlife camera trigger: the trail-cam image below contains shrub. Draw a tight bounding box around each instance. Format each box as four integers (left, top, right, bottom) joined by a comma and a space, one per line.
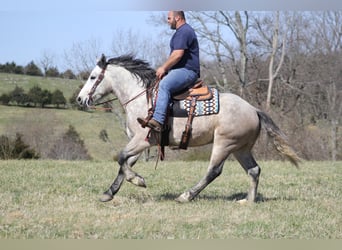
0, 133, 39, 159
48, 125, 92, 160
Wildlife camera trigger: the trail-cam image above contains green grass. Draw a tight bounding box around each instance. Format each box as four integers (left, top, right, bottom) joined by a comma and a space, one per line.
0, 160, 341, 239
0, 105, 128, 161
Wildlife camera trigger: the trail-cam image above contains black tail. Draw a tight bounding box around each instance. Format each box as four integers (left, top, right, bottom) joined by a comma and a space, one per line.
257, 110, 301, 167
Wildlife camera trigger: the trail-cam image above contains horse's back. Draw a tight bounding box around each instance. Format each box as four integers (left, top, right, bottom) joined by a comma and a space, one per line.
215, 92, 260, 135
219, 92, 258, 120
169, 92, 260, 147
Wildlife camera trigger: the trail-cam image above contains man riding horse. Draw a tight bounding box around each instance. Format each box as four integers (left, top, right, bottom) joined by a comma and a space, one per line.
137, 11, 200, 132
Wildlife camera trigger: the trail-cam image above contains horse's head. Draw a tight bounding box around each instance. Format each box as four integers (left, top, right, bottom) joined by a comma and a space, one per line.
77, 54, 109, 107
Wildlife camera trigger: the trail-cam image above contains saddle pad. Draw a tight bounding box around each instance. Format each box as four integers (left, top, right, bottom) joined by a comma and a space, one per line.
171, 87, 220, 117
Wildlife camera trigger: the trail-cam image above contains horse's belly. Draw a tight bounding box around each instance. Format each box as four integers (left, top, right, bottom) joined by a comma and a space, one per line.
168, 116, 216, 146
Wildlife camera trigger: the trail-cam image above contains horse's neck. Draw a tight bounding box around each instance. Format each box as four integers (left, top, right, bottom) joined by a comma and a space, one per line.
107, 66, 148, 116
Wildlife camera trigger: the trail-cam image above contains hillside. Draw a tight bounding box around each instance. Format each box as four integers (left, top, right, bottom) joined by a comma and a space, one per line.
1, 73, 339, 162
0, 73, 81, 101
0, 73, 130, 161
0, 105, 129, 161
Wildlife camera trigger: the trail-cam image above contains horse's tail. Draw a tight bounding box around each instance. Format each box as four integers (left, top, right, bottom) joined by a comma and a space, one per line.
257, 110, 301, 168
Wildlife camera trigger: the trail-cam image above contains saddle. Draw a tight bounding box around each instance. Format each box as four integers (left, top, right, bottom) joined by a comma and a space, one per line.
142, 79, 215, 158
173, 80, 213, 101
171, 80, 213, 149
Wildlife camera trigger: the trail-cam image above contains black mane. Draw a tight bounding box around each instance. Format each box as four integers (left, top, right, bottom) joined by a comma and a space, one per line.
106, 55, 156, 88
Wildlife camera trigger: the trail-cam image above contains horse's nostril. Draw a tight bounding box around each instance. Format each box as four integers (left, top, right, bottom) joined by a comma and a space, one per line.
77, 97, 82, 103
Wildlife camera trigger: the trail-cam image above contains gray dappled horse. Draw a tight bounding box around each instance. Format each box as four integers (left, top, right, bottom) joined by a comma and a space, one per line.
77, 54, 300, 204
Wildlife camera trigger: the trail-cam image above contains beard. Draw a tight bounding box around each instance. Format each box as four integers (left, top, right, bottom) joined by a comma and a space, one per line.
170, 19, 177, 30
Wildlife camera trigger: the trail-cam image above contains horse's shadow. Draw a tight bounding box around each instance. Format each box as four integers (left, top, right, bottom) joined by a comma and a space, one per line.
157, 192, 297, 203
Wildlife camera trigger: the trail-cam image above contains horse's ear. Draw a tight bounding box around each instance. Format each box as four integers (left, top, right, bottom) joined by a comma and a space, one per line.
97, 54, 107, 69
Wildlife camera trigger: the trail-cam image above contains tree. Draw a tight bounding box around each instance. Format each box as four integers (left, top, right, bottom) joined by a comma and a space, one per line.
10, 86, 28, 105
0, 133, 39, 159
39, 50, 56, 77
110, 28, 168, 69
188, 11, 250, 93
251, 12, 288, 111
27, 86, 52, 108
41, 89, 52, 108
0, 93, 11, 105
51, 89, 66, 108
61, 69, 76, 79
48, 125, 91, 160
63, 38, 103, 76
45, 66, 60, 77
27, 85, 44, 107
310, 11, 342, 161
25, 61, 43, 76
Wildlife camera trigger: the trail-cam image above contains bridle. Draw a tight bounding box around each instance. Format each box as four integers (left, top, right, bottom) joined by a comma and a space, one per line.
88, 65, 107, 104
87, 64, 159, 110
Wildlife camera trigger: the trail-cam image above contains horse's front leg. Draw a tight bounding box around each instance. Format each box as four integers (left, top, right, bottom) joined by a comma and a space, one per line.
100, 152, 147, 202
120, 152, 147, 187
100, 165, 125, 202
100, 136, 151, 202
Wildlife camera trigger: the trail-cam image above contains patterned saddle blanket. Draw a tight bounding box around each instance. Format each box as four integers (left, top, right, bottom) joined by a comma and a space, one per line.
170, 87, 220, 117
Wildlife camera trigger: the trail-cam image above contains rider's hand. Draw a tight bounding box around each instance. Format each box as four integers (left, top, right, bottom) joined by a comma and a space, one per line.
156, 67, 166, 80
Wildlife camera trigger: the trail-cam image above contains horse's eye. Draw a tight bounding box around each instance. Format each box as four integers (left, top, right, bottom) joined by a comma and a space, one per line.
90, 76, 96, 80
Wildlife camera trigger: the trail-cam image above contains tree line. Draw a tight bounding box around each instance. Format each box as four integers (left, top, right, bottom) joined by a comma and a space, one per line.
0, 11, 340, 161
0, 85, 67, 108
0, 61, 81, 80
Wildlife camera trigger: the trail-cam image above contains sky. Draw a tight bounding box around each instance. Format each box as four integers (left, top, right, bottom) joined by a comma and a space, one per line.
0, 0, 340, 71
0, 9, 163, 70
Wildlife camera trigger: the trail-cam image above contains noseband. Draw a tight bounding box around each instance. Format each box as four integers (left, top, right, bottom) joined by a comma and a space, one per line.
88, 65, 107, 103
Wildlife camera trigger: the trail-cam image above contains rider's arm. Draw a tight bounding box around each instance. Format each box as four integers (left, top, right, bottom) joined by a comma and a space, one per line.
156, 49, 184, 79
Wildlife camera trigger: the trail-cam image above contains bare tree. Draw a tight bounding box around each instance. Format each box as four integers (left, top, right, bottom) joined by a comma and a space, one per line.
188, 11, 250, 93
311, 11, 342, 53
110, 28, 168, 69
63, 37, 103, 76
39, 50, 56, 77
311, 11, 342, 161
251, 12, 288, 111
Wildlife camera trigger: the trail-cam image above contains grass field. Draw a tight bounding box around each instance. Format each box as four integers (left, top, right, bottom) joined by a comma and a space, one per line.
0, 105, 129, 161
0, 160, 341, 239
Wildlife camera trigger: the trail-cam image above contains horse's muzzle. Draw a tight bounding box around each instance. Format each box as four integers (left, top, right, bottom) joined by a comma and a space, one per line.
76, 96, 92, 107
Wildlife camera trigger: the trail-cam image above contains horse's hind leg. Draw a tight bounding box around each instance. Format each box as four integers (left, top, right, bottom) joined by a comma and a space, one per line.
175, 142, 229, 203
233, 150, 261, 203
175, 160, 225, 203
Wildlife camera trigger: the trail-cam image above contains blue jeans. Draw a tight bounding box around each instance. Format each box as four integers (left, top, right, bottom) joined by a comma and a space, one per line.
153, 68, 198, 124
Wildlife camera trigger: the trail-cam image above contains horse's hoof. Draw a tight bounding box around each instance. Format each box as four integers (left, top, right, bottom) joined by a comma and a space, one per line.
128, 175, 146, 188
99, 193, 114, 202
175, 192, 192, 203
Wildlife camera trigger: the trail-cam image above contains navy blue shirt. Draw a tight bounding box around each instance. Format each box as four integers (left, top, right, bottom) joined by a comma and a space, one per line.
170, 23, 200, 77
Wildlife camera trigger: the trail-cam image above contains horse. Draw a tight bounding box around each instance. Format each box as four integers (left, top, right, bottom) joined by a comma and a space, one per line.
77, 54, 300, 204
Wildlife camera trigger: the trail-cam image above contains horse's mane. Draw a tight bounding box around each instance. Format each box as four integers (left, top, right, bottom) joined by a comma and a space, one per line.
106, 55, 156, 88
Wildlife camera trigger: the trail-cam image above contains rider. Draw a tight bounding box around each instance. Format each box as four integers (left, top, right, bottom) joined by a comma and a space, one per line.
138, 11, 200, 132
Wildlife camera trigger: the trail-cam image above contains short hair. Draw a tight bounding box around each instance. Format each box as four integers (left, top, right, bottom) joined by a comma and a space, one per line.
173, 11, 185, 20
